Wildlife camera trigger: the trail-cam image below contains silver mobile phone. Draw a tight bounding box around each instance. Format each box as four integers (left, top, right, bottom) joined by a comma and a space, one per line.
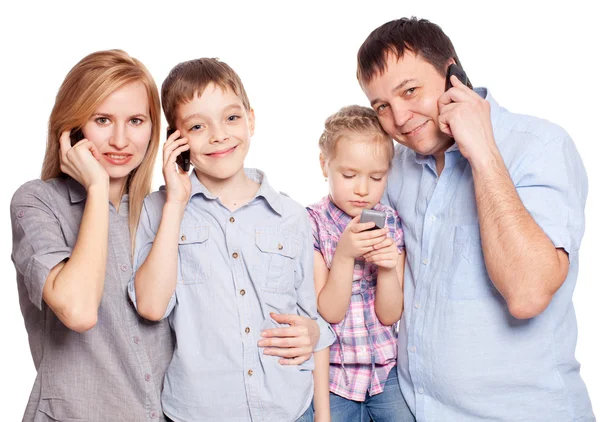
359, 209, 386, 231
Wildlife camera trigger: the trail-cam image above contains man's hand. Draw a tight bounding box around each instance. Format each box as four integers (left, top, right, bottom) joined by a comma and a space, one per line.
258, 313, 319, 365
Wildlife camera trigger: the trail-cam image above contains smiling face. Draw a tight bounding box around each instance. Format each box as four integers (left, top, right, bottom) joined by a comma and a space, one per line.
361, 50, 453, 159
322, 132, 390, 217
175, 83, 254, 183
81, 81, 152, 185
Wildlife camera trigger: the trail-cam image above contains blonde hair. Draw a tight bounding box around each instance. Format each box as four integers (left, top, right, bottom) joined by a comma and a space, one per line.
42, 49, 161, 252
319, 105, 393, 163
161, 57, 251, 129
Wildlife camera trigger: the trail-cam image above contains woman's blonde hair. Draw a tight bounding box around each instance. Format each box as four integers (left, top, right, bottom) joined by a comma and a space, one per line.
318, 105, 393, 163
41, 49, 160, 252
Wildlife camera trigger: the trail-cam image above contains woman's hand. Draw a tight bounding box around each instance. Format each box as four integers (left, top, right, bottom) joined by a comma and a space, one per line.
59, 130, 109, 190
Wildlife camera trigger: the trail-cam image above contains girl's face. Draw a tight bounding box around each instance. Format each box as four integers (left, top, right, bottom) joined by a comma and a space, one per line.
322, 133, 390, 217
81, 81, 152, 184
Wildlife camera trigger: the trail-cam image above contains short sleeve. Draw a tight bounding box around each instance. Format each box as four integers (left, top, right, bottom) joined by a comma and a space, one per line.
515, 136, 587, 255
305, 206, 322, 253
11, 181, 73, 310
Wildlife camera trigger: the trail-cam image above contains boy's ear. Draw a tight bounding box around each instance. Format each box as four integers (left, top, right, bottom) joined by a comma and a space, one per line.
319, 153, 328, 178
248, 108, 256, 136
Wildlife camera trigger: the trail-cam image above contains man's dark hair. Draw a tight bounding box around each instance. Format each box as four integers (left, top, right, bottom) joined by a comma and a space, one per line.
357, 17, 472, 88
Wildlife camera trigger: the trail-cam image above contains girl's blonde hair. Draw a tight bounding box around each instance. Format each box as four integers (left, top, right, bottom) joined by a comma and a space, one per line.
318, 105, 393, 163
41, 49, 161, 252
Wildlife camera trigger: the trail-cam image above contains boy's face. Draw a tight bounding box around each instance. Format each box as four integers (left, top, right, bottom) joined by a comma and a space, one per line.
175, 83, 254, 182
361, 50, 453, 158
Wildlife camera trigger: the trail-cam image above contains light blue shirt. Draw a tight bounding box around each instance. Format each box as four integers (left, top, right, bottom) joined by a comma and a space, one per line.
129, 169, 335, 422
384, 88, 594, 421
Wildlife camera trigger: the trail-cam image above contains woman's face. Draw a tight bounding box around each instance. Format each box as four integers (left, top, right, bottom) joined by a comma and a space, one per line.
81, 81, 152, 184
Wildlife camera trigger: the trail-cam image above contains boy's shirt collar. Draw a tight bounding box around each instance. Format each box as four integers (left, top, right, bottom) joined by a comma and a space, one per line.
188, 168, 282, 215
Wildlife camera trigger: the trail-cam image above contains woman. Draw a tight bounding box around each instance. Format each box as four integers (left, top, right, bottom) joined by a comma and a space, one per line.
10, 50, 173, 421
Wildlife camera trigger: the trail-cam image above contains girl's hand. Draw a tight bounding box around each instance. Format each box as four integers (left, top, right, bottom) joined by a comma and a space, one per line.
336, 215, 389, 259
314, 411, 331, 422
59, 130, 109, 190
163, 130, 191, 205
363, 237, 399, 269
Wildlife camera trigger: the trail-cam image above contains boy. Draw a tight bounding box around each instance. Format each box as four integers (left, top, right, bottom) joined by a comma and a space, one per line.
128, 58, 334, 422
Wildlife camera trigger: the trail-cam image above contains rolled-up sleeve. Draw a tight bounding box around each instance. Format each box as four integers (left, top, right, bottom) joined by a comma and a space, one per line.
295, 211, 336, 352
11, 181, 72, 310
515, 135, 587, 255
128, 192, 176, 319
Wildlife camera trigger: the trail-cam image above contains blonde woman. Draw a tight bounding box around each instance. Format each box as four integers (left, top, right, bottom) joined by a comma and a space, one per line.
10, 50, 173, 421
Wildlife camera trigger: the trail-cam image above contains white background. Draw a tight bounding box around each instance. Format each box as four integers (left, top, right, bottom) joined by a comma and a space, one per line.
1, 1, 597, 419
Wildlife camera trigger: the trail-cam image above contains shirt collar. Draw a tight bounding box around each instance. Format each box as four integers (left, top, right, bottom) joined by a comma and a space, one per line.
66, 176, 86, 204
188, 168, 283, 215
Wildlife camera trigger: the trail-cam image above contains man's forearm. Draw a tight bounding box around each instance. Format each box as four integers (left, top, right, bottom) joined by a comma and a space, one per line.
471, 150, 566, 318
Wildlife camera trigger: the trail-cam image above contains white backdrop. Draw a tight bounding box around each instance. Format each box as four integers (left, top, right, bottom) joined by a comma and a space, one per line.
1, 1, 597, 419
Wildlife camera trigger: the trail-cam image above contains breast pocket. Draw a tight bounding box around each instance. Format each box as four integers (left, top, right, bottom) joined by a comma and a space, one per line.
178, 225, 211, 284
254, 230, 299, 293
445, 224, 497, 299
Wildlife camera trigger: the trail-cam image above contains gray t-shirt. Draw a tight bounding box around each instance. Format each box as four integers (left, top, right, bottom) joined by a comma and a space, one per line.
11, 177, 174, 421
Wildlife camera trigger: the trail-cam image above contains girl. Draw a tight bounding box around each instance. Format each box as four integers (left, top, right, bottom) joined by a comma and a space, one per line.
307, 105, 414, 421
10, 50, 173, 421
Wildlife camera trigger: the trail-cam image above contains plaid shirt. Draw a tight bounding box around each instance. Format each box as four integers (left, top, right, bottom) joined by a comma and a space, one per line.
307, 196, 404, 402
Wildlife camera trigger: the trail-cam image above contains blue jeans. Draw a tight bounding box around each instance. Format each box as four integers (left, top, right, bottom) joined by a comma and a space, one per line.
329, 366, 415, 422
296, 402, 314, 422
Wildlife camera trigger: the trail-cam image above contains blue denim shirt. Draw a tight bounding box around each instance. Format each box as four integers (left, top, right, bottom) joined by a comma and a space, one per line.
129, 169, 335, 422
384, 88, 594, 421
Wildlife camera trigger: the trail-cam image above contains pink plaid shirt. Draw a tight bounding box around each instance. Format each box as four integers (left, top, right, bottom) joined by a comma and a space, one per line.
307, 196, 404, 401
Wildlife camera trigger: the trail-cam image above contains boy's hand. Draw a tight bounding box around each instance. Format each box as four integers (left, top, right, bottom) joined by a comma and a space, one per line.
258, 314, 318, 365
163, 130, 191, 205
363, 237, 399, 269
336, 215, 389, 259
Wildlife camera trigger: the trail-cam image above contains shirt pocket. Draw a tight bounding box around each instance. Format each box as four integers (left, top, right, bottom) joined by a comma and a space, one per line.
253, 229, 299, 293
445, 224, 497, 299
178, 225, 211, 284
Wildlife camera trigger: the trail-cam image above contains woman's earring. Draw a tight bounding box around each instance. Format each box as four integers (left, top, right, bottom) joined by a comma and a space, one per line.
324, 177, 328, 182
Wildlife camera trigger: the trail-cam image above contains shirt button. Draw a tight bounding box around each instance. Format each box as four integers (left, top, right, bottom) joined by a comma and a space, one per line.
120, 264, 129, 272
17, 210, 26, 218
414, 302, 420, 309
145, 373, 151, 382
133, 336, 141, 344
240, 289, 246, 296
248, 369, 253, 376
245, 327, 250, 334
181, 235, 186, 242
278, 244, 283, 250
410, 346, 417, 353
418, 387, 424, 394
150, 410, 158, 419
429, 215, 436, 222
423, 258, 430, 265
229, 216, 235, 223
232, 252, 239, 259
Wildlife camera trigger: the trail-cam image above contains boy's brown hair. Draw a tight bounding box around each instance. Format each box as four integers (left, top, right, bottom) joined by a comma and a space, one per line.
161, 58, 251, 128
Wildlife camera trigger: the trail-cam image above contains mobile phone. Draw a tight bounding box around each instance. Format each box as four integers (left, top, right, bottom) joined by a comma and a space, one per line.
359, 209, 386, 231
445, 63, 470, 91
167, 128, 191, 172
70, 128, 84, 146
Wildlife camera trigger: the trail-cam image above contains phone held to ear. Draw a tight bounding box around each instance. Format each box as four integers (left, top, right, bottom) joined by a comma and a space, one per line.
359, 209, 386, 231
167, 128, 191, 172
70, 129, 84, 146
445, 63, 471, 91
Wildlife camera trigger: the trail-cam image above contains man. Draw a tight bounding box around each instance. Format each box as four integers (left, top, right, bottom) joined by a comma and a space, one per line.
358, 17, 594, 421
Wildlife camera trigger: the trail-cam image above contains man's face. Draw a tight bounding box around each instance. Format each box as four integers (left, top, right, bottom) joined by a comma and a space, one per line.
361, 50, 453, 157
